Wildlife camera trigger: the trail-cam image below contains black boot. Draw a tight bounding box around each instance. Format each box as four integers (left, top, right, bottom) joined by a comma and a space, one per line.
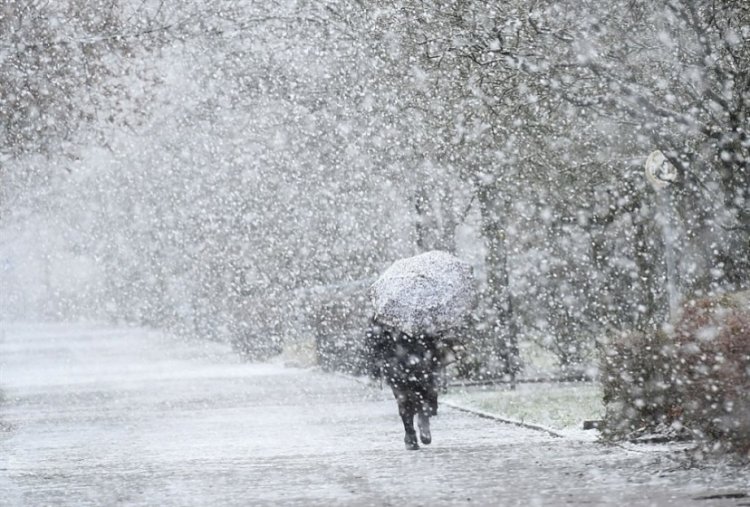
418, 413, 431, 445
404, 431, 419, 450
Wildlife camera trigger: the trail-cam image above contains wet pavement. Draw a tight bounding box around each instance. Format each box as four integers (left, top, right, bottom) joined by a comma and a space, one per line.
1, 323, 748, 506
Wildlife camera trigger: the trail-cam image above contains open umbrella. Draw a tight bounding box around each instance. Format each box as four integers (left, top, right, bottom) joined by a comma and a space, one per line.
370, 250, 476, 336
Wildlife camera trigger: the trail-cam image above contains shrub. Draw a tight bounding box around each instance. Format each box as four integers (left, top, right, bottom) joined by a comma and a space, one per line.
600, 291, 750, 454
671, 293, 750, 454
311, 299, 370, 375
600, 329, 680, 439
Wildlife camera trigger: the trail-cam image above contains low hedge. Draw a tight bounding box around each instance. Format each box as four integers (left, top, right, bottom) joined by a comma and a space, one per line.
601, 291, 750, 454
600, 329, 678, 439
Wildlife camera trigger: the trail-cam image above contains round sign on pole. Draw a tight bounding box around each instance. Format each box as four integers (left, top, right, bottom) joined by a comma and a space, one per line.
644, 150, 678, 191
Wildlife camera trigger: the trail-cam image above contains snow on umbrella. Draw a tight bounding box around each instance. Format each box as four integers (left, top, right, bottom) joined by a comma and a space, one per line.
370, 250, 476, 337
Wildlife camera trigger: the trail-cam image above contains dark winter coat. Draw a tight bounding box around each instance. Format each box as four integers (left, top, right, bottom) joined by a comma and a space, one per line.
364, 319, 443, 416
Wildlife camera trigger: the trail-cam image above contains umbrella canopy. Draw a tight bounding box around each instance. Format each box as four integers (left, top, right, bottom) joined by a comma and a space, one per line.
370, 250, 476, 336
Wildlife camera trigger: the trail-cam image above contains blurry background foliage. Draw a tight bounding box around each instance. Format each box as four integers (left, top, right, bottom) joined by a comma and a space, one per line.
1, 1, 748, 394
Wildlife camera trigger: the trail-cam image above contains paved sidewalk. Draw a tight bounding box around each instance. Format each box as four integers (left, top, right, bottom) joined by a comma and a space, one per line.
1, 323, 748, 506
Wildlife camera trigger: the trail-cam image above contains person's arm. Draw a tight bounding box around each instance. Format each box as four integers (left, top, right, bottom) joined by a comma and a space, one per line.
435, 332, 459, 367
364, 321, 385, 378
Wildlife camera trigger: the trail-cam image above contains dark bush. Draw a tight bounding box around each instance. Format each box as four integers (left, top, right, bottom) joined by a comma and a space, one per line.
311, 299, 370, 375
601, 291, 750, 454
671, 293, 750, 454
600, 329, 680, 439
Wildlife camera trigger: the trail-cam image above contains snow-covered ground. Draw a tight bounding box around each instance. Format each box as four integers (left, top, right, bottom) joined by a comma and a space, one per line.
1, 323, 748, 506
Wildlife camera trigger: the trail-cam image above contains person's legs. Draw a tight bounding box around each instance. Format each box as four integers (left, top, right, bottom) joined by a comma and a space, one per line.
417, 411, 431, 445
415, 372, 438, 445
391, 385, 419, 450
424, 378, 439, 416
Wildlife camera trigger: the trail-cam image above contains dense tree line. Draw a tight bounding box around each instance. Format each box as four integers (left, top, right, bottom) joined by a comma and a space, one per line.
1, 0, 747, 376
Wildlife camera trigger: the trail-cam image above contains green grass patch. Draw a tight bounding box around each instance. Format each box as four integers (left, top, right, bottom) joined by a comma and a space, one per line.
444, 382, 604, 431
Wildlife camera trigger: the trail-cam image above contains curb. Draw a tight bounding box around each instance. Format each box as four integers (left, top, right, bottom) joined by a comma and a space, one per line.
442, 401, 565, 438
338, 373, 565, 439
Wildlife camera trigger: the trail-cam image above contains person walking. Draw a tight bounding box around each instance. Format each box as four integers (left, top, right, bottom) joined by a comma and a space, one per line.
365, 318, 442, 450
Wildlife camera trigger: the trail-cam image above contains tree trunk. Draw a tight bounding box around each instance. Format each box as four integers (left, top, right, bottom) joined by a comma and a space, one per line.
414, 182, 457, 253
414, 186, 430, 252
476, 184, 520, 382
717, 114, 750, 288
437, 186, 457, 253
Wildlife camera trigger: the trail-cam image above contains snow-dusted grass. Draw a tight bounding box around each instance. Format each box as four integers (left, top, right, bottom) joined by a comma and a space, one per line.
516, 336, 598, 380
444, 382, 604, 433
517, 338, 561, 378
279, 335, 318, 368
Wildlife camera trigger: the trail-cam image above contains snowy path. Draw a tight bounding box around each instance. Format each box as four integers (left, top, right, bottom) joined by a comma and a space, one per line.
1, 324, 748, 506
